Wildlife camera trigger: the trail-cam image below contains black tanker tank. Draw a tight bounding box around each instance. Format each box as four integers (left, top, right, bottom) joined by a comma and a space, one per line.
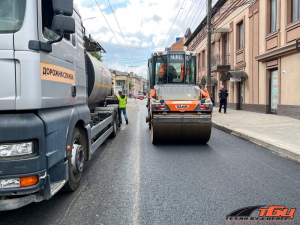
85, 52, 112, 108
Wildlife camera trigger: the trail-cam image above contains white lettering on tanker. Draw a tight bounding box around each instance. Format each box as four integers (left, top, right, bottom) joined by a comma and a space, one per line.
40, 62, 75, 84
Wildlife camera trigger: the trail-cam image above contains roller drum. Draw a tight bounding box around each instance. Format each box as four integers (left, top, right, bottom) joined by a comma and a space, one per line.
151, 119, 211, 144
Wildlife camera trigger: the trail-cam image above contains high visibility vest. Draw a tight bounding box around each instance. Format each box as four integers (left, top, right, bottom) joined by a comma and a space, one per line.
158, 64, 166, 78
180, 62, 189, 82
200, 89, 210, 99
117, 95, 127, 108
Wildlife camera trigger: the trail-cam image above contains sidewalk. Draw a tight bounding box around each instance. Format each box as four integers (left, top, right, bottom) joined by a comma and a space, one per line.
212, 107, 300, 163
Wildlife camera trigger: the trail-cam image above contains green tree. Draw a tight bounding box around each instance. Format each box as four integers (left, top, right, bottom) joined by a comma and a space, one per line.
90, 51, 102, 62
129, 80, 134, 90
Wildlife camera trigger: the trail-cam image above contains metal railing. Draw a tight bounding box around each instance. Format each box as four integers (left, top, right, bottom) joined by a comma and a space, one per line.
211, 54, 230, 67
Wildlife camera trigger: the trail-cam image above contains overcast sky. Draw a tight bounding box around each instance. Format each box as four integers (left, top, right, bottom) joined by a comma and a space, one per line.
74, 0, 208, 78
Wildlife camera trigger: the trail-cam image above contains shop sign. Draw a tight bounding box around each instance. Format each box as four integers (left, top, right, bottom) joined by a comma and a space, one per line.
230, 77, 241, 82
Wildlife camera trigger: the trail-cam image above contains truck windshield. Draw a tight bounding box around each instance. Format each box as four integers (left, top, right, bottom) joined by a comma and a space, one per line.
0, 0, 26, 34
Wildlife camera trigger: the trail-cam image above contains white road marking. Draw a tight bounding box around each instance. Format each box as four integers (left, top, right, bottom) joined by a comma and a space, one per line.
133, 103, 141, 225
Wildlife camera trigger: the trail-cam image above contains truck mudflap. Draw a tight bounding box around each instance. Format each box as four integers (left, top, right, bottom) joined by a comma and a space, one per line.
0, 194, 44, 211
151, 113, 212, 144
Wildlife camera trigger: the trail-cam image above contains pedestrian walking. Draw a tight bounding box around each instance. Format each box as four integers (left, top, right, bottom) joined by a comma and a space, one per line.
115, 90, 129, 126
218, 85, 228, 113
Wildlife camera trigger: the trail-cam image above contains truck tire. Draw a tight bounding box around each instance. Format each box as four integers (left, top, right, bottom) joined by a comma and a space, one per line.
109, 109, 118, 138
62, 127, 86, 192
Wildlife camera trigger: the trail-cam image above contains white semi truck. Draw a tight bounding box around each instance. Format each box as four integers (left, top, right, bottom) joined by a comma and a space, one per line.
0, 0, 120, 210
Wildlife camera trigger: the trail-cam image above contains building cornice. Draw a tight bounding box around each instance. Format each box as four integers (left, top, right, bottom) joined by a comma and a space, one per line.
255, 43, 298, 62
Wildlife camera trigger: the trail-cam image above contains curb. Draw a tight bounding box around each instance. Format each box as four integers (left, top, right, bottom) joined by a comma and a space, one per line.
212, 122, 300, 164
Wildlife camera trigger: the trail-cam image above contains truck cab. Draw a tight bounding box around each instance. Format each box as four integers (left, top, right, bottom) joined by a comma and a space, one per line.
0, 0, 85, 110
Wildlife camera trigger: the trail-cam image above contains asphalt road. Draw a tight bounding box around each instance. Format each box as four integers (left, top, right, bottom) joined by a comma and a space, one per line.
1, 99, 300, 225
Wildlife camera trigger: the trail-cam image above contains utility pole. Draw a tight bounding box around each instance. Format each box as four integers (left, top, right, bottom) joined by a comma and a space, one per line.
206, 0, 212, 95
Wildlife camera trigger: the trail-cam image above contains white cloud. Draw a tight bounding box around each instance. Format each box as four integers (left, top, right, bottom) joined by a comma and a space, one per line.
74, 0, 207, 78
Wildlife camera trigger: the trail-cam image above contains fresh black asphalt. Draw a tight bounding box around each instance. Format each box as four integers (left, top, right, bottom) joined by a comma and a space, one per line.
1, 99, 300, 225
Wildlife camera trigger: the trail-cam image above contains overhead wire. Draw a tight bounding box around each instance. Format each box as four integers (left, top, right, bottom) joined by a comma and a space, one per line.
107, 0, 139, 67
102, 42, 151, 49
94, 0, 133, 65
166, 0, 198, 48
184, 0, 203, 31
190, 0, 206, 31
160, 0, 187, 50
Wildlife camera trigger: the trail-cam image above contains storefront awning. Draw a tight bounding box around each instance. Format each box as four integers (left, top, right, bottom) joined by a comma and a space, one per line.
200, 76, 218, 85
220, 70, 248, 81
211, 27, 230, 41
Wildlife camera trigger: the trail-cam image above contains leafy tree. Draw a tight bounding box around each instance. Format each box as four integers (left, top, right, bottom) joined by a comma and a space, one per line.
90, 51, 102, 62
129, 80, 134, 90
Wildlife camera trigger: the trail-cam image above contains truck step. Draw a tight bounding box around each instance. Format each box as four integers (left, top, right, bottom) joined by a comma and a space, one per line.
50, 181, 66, 196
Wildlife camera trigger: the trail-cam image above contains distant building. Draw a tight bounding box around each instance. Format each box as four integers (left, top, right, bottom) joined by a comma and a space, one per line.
129, 72, 148, 97
169, 38, 185, 51
110, 70, 130, 95
110, 70, 148, 97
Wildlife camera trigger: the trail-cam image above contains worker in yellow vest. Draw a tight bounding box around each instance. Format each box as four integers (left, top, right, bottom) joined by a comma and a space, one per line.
180, 62, 189, 82
115, 90, 128, 126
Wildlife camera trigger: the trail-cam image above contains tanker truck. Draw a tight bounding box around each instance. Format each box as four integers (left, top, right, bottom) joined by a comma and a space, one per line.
146, 51, 213, 144
0, 0, 119, 210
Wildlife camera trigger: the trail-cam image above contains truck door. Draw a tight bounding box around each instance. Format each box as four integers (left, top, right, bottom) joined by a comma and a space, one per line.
0, 0, 26, 110
37, 0, 85, 108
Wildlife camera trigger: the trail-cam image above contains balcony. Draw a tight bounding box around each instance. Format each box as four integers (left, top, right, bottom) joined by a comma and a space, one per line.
211, 54, 230, 72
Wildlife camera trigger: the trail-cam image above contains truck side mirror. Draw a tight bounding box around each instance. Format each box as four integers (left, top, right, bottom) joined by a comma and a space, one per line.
52, 0, 73, 16
28, 0, 74, 53
53, 15, 75, 34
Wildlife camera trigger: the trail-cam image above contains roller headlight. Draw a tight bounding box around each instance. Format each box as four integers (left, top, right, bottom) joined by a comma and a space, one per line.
0, 142, 33, 157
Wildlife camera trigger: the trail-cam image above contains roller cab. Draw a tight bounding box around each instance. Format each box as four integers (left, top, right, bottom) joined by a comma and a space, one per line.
147, 51, 213, 144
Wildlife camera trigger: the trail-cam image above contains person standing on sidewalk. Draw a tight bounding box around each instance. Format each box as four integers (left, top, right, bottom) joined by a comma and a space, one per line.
218, 85, 228, 113
115, 90, 129, 126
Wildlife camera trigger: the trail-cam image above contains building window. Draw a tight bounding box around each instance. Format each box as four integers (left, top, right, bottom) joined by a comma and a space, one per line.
198, 53, 201, 71
292, 0, 300, 22
238, 22, 244, 49
270, 0, 278, 33
223, 34, 228, 55
202, 50, 205, 69
223, 34, 229, 64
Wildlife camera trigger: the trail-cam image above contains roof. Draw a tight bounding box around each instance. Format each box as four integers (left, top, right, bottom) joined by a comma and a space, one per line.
183, 0, 227, 47
111, 70, 129, 76
84, 34, 106, 53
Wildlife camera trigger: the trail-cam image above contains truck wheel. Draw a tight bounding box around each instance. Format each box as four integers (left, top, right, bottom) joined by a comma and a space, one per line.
109, 110, 118, 138
63, 127, 86, 192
